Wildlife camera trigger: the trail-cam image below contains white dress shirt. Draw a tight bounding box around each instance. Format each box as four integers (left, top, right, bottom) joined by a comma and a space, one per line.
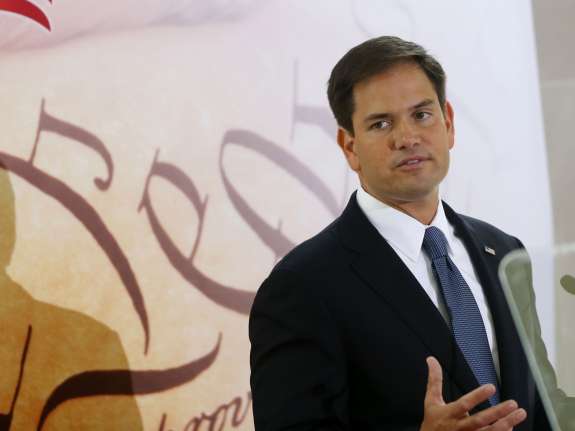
356, 187, 500, 377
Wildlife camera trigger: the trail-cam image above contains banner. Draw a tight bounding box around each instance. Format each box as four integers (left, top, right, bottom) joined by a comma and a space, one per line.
0, 1, 550, 429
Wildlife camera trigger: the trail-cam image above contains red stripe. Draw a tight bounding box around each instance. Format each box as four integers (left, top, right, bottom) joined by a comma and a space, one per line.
0, 0, 51, 30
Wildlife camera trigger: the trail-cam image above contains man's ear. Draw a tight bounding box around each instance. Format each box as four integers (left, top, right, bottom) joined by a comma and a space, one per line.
337, 127, 360, 172
444, 101, 455, 150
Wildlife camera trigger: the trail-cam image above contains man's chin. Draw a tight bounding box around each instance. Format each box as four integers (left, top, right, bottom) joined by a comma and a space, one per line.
378, 187, 440, 205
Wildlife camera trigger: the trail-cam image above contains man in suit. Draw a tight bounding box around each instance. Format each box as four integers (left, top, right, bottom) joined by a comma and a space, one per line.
250, 36, 554, 430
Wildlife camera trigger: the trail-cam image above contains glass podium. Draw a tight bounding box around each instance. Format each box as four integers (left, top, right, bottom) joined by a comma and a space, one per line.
499, 244, 575, 430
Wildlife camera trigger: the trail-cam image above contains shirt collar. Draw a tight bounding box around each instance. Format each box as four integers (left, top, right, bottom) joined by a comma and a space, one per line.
356, 187, 453, 262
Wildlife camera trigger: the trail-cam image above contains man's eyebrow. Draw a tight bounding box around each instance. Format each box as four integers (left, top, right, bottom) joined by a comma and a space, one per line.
363, 112, 391, 124
411, 98, 434, 110
362, 99, 436, 124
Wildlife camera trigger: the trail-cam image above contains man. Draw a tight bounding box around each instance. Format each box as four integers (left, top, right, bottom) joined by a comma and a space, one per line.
249, 36, 553, 430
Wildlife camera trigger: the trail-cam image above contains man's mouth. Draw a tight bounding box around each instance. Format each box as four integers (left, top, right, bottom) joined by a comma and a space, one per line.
396, 156, 430, 168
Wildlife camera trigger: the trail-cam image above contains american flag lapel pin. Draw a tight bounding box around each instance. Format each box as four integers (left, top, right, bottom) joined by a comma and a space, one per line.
484, 246, 496, 256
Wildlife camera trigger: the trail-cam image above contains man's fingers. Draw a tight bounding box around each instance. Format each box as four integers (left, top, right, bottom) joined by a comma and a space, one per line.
458, 400, 519, 430
422, 357, 526, 431
488, 407, 527, 431
446, 383, 497, 418
424, 356, 444, 407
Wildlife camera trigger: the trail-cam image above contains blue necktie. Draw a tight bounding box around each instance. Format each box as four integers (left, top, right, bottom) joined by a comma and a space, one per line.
422, 226, 500, 406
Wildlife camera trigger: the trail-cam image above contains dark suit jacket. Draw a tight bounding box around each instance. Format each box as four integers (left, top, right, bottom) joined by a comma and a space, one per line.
250, 193, 553, 431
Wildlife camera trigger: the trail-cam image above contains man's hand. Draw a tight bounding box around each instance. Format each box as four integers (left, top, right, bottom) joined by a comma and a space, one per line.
420, 357, 527, 431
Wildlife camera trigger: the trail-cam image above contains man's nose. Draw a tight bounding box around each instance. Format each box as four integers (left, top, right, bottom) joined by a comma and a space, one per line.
392, 119, 419, 150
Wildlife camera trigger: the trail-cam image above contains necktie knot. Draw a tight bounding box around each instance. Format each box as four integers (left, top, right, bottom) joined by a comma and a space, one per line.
423, 226, 449, 260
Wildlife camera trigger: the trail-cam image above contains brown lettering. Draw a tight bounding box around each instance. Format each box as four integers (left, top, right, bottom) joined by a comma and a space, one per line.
139, 151, 254, 315
219, 129, 340, 260
30, 99, 114, 191
182, 391, 252, 431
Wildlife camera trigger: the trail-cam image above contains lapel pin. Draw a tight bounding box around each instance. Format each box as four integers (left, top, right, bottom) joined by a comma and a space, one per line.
484, 246, 496, 256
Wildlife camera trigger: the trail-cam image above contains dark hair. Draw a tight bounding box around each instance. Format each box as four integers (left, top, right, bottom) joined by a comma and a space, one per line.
327, 36, 446, 134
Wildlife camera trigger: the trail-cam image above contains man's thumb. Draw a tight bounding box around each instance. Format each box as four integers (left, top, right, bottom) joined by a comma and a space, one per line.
424, 356, 444, 406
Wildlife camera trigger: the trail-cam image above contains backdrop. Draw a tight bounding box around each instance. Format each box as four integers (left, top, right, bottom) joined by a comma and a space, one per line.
0, 1, 552, 429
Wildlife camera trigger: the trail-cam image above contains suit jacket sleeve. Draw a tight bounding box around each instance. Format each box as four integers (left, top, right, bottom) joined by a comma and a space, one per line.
249, 269, 349, 431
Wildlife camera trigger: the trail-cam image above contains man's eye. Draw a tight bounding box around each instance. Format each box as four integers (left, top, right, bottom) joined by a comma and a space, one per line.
414, 111, 432, 121
370, 120, 391, 130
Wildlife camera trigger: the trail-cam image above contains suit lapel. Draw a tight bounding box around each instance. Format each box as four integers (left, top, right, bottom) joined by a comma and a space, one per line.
443, 202, 530, 411
336, 194, 484, 404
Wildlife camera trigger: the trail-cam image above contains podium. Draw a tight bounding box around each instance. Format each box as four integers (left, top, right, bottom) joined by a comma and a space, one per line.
499, 245, 575, 430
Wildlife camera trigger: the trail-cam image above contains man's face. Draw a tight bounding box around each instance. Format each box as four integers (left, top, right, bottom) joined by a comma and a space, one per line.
338, 62, 454, 207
